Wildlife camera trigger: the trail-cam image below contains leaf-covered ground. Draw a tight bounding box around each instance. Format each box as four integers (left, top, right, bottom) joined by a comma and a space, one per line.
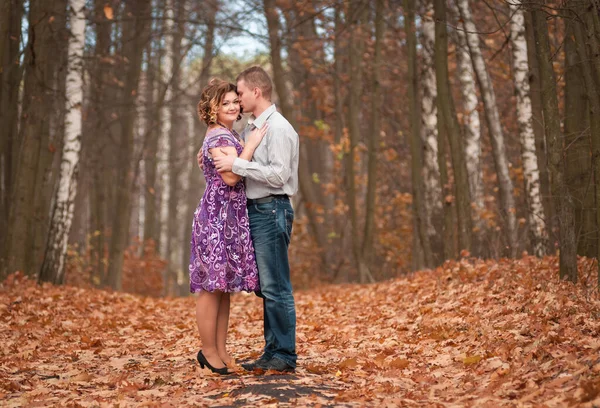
1, 256, 600, 407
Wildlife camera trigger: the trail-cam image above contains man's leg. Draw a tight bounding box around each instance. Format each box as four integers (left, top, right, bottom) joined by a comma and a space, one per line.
248, 198, 297, 368
248, 201, 278, 362
261, 297, 275, 359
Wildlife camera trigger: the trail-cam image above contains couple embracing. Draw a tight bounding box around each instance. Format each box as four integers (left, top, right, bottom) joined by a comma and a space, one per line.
189, 66, 298, 375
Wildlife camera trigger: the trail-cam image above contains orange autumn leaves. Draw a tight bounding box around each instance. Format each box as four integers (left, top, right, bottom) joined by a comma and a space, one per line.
1, 256, 600, 406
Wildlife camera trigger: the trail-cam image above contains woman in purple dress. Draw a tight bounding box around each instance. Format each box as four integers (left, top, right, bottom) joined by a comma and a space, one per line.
190, 79, 266, 374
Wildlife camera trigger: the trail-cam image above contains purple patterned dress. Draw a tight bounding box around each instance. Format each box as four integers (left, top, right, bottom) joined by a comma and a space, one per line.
189, 128, 260, 293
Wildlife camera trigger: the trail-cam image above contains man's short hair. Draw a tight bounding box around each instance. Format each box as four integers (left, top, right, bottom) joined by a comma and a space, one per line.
236, 66, 273, 101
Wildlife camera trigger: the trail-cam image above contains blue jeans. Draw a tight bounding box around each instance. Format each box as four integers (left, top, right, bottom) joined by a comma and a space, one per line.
248, 197, 297, 367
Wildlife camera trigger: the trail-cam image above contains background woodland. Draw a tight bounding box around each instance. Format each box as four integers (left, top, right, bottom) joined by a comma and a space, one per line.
2, 0, 600, 295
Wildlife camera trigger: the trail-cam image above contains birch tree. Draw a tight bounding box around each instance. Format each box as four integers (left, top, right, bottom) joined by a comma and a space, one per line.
406, 0, 433, 268
142, 41, 160, 245
508, 1, 547, 256
419, 0, 442, 246
159, 0, 174, 261
39, 0, 86, 283
524, 10, 551, 228
450, 1, 484, 236
456, 0, 518, 257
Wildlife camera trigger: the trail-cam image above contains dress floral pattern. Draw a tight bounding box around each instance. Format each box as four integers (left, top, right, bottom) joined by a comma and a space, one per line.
189, 128, 259, 293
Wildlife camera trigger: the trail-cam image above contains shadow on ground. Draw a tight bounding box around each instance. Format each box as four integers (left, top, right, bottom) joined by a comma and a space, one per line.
209, 370, 345, 407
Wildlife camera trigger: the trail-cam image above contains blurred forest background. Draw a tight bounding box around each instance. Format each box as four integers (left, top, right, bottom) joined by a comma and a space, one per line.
1, 0, 600, 297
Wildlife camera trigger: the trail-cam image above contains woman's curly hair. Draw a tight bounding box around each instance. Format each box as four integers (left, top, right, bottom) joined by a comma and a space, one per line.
197, 78, 242, 125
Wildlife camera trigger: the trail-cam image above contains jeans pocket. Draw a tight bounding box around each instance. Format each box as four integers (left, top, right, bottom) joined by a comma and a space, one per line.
253, 201, 276, 214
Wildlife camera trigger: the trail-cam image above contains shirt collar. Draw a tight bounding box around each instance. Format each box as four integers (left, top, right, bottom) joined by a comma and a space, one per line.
248, 104, 277, 129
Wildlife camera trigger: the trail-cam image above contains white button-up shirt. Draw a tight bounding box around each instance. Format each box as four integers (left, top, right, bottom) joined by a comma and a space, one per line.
232, 104, 299, 200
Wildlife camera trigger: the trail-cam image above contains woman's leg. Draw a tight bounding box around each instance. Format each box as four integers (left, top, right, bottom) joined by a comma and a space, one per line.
216, 293, 232, 365
196, 290, 226, 369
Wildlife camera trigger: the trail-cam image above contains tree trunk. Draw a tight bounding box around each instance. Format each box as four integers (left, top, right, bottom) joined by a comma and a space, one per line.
0, 0, 23, 275
31, 4, 69, 278
508, 1, 547, 257
363, 0, 385, 265
101, 13, 122, 257
450, 1, 484, 242
405, 0, 433, 268
143, 41, 160, 245
437, 109, 456, 260
28, 1, 68, 279
0, 2, 7, 66
531, 3, 577, 282
584, 1, 600, 88
332, 0, 348, 281
344, 1, 373, 283
106, 0, 151, 290
589, 0, 600, 287
176, 102, 194, 297
88, 0, 113, 285
39, 0, 86, 284
564, 18, 594, 258
572, 5, 600, 287
4, 0, 66, 278
524, 10, 552, 235
158, 0, 174, 273
434, 0, 472, 256
167, 0, 187, 296
456, 0, 517, 258
419, 0, 442, 256
263, 1, 291, 117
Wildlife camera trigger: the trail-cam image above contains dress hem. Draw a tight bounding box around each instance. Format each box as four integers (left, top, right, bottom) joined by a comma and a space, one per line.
190, 287, 259, 294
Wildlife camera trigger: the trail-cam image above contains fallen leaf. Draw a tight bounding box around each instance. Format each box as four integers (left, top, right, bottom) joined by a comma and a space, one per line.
463, 355, 483, 365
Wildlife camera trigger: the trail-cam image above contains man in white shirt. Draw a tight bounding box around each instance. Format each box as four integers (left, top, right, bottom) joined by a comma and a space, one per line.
213, 66, 299, 373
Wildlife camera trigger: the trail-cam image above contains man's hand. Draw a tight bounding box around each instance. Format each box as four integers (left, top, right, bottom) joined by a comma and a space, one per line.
197, 148, 204, 170
213, 149, 237, 173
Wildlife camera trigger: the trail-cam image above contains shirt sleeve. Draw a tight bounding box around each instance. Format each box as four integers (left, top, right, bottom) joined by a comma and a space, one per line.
232, 126, 295, 188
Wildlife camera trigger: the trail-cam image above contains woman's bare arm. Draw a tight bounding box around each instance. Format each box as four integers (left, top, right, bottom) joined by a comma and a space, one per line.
209, 146, 241, 186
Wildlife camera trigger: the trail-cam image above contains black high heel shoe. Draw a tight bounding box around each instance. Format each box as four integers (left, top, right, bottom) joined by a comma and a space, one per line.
197, 350, 229, 375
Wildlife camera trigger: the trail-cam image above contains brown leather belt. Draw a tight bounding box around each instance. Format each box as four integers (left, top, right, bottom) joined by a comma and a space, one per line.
247, 194, 289, 205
